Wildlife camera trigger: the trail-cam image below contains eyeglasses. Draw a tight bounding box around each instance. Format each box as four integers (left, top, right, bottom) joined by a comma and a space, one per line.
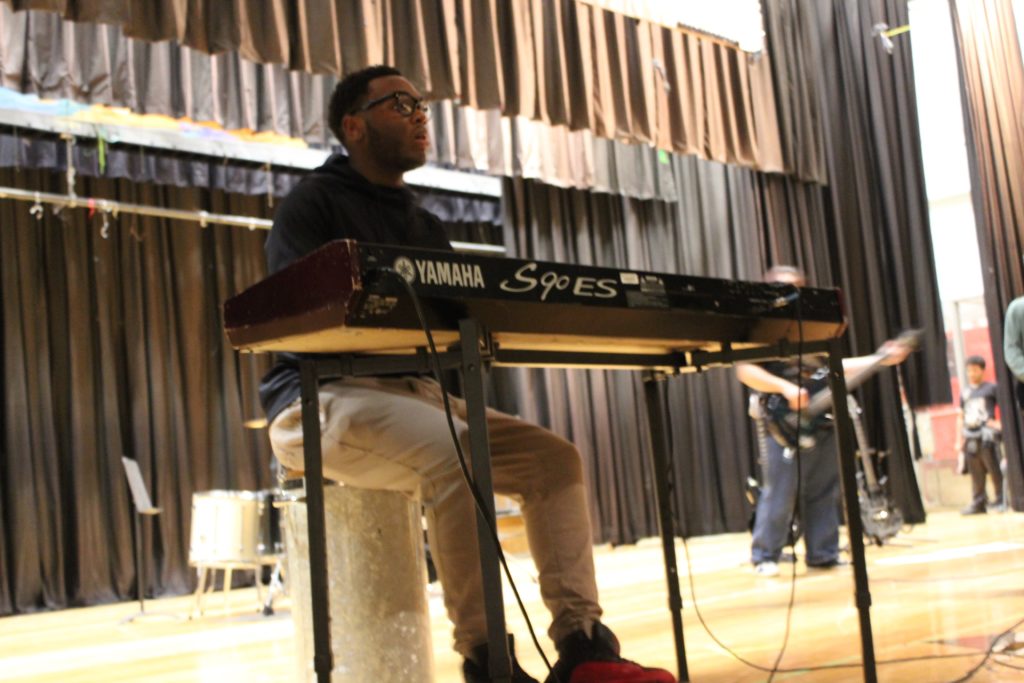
352, 91, 429, 118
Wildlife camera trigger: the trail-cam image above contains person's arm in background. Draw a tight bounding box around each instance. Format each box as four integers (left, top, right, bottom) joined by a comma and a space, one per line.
1005, 298, 1024, 382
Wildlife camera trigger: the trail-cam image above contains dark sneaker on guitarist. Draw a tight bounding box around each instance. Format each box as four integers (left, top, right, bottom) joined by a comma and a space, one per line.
544, 622, 676, 683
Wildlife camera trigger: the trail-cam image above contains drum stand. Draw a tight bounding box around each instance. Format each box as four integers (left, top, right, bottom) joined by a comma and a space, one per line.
188, 488, 287, 618
190, 556, 284, 618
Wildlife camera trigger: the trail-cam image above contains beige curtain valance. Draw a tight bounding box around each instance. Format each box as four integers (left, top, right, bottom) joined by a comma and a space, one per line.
1, 0, 784, 172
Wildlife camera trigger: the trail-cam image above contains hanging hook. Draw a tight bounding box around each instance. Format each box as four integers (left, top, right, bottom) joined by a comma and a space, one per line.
101, 211, 111, 239
29, 192, 43, 220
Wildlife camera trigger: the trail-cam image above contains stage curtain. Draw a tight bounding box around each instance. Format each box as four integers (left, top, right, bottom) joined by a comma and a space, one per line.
0, 168, 276, 614
0, 129, 503, 226
0, 4, 336, 145
500, 159, 934, 542
499, 164, 834, 542
0, 0, 954, 608
786, 0, 949, 524
762, 0, 828, 184
497, 0, 953, 541
0, 162, 503, 615
949, 0, 1024, 509
0, 0, 785, 171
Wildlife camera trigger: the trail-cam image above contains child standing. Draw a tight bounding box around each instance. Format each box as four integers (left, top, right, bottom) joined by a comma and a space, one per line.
957, 355, 1004, 514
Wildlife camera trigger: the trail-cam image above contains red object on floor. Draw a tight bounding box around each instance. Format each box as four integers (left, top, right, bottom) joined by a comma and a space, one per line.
567, 661, 677, 683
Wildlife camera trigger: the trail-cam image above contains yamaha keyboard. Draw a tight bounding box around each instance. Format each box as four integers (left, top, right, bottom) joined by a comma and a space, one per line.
222, 239, 872, 682
224, 239, 846, 358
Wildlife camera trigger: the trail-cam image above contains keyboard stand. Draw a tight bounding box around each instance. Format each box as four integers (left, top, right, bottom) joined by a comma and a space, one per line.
295, 330, 876, 683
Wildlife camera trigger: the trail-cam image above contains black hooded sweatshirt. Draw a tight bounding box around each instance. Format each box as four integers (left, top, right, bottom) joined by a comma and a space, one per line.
258, 154, 452, 422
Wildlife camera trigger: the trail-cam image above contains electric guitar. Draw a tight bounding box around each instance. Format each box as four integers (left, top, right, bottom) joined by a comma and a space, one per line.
848, 394, 903, 545
763, 329, 923, 450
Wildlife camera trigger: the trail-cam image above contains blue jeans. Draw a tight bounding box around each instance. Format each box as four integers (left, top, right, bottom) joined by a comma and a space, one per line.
751, 430, 840, 566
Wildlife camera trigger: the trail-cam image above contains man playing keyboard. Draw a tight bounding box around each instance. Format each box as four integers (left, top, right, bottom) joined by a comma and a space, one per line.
259, 64, 674, 683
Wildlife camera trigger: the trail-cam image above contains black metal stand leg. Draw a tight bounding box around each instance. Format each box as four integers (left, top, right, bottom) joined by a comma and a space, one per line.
642, 371, 689, 681
300, 361, 333, 683
825, 340, 877, 683
459, 319, 511, 683
134, 511, 145, 615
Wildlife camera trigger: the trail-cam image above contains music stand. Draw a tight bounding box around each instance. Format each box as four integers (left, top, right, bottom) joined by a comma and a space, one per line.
120, 457, 180, 624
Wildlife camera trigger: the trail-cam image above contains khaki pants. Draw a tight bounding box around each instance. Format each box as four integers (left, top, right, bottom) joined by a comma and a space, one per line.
269, 376, 602, 656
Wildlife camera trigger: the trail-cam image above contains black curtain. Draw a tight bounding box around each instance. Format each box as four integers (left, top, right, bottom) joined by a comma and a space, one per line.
0, 169, 275, 615
949, 0, 1024, 509
0, 0, 953, 612
499, 26, 949, 541
492, 1, 951, 543
772, 0, 950, 524
0, 128, 503, 227
0, 163, 504, 616
500, 162, 836, 543
766, 0, 949, 399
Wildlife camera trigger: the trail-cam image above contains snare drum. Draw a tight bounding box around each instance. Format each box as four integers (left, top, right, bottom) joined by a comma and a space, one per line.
189, 490, 282, 566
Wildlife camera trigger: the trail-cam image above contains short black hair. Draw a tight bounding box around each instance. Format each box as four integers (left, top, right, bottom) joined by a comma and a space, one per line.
327, 65, 403, 143
965, 355, 986, 369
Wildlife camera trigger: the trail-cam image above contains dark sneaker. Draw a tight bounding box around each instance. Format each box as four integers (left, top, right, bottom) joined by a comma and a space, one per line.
544, 622, 676, 683
463, 634, 539, 683
960, 504, 986, 515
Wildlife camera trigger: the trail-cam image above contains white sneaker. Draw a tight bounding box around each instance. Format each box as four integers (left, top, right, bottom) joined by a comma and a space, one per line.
755, 561, 780, 577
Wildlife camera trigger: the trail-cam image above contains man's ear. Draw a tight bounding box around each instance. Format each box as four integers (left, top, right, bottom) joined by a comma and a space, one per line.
341, 114, 364, 144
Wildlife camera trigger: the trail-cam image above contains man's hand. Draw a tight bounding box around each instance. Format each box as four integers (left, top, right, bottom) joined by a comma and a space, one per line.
783, 384, 809, 410
879, 338, 913, 366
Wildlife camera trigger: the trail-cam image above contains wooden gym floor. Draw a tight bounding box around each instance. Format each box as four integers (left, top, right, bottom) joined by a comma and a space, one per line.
1, 508, 1022, 682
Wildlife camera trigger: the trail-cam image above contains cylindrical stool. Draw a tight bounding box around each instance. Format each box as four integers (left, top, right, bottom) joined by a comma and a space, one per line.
283, 484, 434, 682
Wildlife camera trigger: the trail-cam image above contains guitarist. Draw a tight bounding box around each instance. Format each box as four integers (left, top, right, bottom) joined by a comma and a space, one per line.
737, 266, 912, 577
